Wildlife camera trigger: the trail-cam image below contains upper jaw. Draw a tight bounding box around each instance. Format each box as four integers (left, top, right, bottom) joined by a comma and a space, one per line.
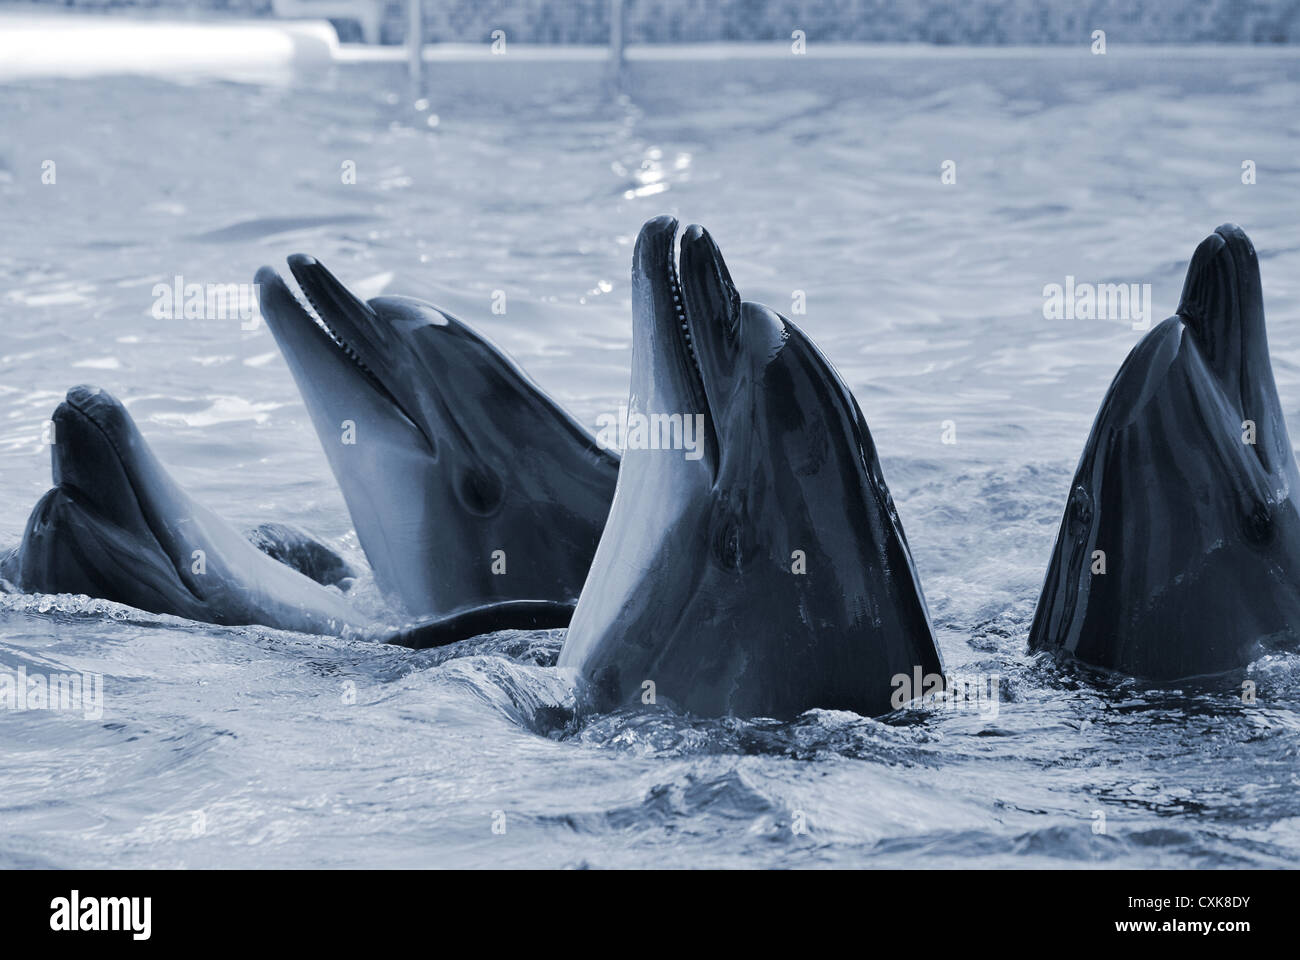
678, 223, 743, 402
255, 256, 433, 451
630, 216, 721, 468
286, 254, 391, 374
54, 385, 138, 490
1177, 223, 1264, 340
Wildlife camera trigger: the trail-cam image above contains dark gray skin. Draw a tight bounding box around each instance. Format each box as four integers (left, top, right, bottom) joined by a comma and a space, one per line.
255, 257, 620, 622
1, 385, 563, 647
8, 385, 363, 635
1029, 224, 1300, 679
558, 217, 944, 719
246, 521, 356, 587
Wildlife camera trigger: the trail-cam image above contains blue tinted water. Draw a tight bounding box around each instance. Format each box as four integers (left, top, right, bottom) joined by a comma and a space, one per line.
2, 51, 1300, 867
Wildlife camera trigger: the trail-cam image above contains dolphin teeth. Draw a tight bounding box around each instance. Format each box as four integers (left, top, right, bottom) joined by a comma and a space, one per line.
281, 270, 384, 384
666, 236, 702, 378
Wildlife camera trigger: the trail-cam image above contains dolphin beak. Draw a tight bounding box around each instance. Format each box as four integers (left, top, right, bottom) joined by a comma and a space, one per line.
631, 215, 707, 407
1176, 230, 1230, 343
631, 214, 682, 333
48, 385, 196, 588
1177, 223, 1265, 346
286, 254, 388, 365
51, 385, 123, 493
1176, 222, 1268, 399
1211, 222, 1265, 334
255, 260, 433, 452
255, 264, 316, 337
678, 223, 743, 390
255, 262, 355, 380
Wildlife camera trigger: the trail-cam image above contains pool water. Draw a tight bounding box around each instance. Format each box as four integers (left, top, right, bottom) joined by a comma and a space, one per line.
2, 50, 1300, 867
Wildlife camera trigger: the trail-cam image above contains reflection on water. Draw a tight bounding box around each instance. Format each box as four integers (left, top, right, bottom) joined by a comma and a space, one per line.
2, 52, 1300, 867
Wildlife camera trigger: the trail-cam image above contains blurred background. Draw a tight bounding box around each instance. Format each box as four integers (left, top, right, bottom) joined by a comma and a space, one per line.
7, 0, 1300, 44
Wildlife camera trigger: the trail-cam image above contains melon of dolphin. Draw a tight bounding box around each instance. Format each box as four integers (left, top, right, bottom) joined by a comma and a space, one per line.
1029, 224, 1300, 679
559, 217, 944, 719
255, 257, 620, 621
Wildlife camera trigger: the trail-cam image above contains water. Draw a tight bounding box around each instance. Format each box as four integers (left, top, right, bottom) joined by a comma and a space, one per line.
3, 50, 1300, 868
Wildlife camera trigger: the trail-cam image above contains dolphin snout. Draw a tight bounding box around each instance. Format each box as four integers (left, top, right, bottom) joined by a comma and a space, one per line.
678, 223, 742, 350
1177, 223, 1265, 366
60, 384, 132, 442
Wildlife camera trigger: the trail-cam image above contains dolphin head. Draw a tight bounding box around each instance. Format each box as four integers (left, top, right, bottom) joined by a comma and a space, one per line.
622, 216, 905, 552
53, 386, 195, 568
18, 386, 214, 613
1176, 222, 1291, 475
255, 257, 620, 618
560, 218, 940, 718
1031, 223, 1300, 679
1177, 223, 1266, 385
16, 385, 363, 633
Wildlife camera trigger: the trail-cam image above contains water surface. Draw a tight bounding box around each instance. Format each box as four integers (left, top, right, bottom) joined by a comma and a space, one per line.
2, 50, 1300, 867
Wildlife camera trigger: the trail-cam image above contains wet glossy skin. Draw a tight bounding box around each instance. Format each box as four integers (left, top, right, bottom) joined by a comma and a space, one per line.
256, 258, 620, 620
559, 217, 943, 719
12, 385, 362, 635
1029, 224, 1300, 679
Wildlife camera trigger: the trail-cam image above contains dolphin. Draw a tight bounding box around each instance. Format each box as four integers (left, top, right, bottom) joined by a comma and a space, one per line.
2, 385, 570, 647
557, 217, 944, 719
7, 385, 364, 635
1029, 224, 1300, 679
254, 257, 620, 621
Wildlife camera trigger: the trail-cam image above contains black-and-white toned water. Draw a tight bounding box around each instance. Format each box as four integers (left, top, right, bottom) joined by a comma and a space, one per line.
2, 50, 1299, 867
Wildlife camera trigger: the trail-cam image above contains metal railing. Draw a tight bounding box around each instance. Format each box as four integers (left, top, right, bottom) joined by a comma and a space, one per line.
403, 0, 628, 95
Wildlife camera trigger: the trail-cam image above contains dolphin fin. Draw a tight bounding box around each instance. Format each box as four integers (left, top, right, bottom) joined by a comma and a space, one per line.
244, 522, 356, 588
384, 600, 575, 649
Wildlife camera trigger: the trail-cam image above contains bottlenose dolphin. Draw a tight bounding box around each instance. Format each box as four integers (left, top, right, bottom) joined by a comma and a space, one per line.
8, 385, 363, 635
2, 385, 567, 647
1029, 224, 1300, 679
558, 217, 944, 719
255, 257, 619, 621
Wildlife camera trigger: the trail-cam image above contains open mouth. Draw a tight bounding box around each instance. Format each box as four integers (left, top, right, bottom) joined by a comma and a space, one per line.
647, 218, 719, 472
661, 222, 707, 401
296, 279, 383, 384
257, 257, 431, 448
281, 258, 390, 398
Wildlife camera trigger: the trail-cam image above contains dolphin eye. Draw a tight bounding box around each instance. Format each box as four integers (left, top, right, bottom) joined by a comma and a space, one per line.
709, 509, 755, 573
458, 468, 504, 517
1243, 500, 1274, 545
713, 520, 744, 571
1068, 485, 1092, 532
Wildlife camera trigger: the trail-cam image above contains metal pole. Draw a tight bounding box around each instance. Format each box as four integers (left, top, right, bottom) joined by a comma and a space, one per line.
607, 0, 625, 86
408, 0, 424, 97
